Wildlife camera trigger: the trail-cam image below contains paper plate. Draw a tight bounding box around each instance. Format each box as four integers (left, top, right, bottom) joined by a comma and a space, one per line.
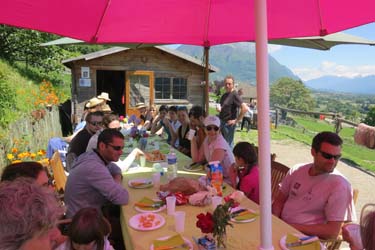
279, 234, 324, 250
147, 159, 166, 163
183, 164, 203, 172
128, 212, 165, 231
150, 235, 193, 250
134, 203, 166, 213
229, 206, 257, 223
128, 178, 153, 189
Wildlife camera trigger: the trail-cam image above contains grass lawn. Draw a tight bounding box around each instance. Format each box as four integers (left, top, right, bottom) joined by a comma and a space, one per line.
231, 115, 375, 173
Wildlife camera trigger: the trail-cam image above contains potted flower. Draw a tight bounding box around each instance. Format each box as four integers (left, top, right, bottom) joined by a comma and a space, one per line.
196, 199, 234, 249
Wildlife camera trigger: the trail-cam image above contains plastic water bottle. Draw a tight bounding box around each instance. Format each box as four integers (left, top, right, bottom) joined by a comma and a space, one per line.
167, 147, 177, 181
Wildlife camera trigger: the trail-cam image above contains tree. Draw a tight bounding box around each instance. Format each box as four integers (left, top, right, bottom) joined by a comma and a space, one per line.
270, 77, 315, 111
363, 106, 375, 126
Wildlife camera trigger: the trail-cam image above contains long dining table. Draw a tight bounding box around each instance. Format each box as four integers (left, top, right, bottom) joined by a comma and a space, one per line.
119, 136, 301, 250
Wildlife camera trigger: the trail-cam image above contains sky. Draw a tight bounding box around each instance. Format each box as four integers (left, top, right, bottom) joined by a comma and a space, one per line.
268, 22, 375, 81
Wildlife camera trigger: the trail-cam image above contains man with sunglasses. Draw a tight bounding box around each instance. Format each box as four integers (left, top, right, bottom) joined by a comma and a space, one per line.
272, 131, 356, 239
65, 128, 129, 250
217, 75, 248, 148
66, 111, 104, 171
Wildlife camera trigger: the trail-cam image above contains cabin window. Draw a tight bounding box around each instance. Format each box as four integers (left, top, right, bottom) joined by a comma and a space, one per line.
155, 77, 187, 100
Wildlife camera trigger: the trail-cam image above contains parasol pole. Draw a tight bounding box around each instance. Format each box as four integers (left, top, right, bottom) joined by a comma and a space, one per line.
204, 46, 210, 114
255, 0, 273, 249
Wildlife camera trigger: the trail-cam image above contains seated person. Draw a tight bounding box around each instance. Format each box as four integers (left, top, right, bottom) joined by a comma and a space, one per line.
190, 115, 236, 186
151, 105, 172, 144
272, 131, 356, 239
56, 207, 113, 250
65, 128, 129, 218
342, 203, 375, 250
166, 106, 181, 147
1, 161, 52, 189
0, 178, 65, 250
86, 113, 121, 152
188, 105, 207, 149
175, 106, 191, 156
72, 97, 105, 135
136, 103, 154, 131
65, 111, 104, 171
65, 129, 129, 250
233, 142, 259, 204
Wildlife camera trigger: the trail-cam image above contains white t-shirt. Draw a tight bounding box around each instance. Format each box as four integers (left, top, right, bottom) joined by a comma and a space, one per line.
202, 134, 235, 182
280, 163, 356, 225
171, 120, 181, 147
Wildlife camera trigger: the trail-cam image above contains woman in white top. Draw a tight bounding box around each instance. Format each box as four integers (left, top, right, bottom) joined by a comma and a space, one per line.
190, 115, 236, 187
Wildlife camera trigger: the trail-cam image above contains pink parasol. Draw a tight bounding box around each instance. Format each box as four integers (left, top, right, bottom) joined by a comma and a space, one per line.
0, 0, 374, 45
1, 1, 374, 249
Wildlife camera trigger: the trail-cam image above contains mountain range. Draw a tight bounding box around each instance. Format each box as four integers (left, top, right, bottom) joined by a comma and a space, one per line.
305, 75, 375, 94
176, 43, 298, 84
176, 43, 375, 94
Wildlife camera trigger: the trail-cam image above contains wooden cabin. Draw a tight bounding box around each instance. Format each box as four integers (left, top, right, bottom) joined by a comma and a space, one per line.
62, 46, 217, 120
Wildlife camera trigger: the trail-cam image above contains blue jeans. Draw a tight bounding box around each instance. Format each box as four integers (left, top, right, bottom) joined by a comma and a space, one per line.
220, 120, 236, 148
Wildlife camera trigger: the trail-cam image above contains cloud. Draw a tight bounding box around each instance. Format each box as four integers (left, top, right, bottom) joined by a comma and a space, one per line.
292, 61, 375, 81
268, 45, 282, 53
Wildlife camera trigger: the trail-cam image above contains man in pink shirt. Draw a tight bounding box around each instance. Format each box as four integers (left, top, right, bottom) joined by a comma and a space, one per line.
272, 132, 356, 239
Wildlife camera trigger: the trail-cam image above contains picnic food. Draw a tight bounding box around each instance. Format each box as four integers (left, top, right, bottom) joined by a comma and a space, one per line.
138, 213, 161, 228
145, 150, 166, 162
160, 177, 207, 195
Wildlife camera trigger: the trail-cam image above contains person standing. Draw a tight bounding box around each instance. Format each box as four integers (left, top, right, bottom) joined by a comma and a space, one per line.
217, 75, 248, 147
272, 131, 356, 239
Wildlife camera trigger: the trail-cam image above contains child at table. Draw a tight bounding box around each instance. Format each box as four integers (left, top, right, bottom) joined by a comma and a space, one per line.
56, 207, 114, 250
233, 142, 260, 204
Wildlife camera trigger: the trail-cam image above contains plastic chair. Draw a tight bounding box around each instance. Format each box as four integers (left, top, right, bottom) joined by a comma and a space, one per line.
50, 151, 68, 193
271, 161, 290, 202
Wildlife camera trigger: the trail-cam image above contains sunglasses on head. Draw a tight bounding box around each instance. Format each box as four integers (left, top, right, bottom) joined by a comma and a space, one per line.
106, 144, 124, 151
318, 150, 341, 160
206, 126, 219, 131
89, 121, 103, 126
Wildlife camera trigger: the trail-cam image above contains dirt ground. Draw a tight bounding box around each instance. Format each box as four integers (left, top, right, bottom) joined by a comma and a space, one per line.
270, 139, 375, 220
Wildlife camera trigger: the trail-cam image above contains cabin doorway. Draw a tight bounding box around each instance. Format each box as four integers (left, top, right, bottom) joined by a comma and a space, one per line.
97, 70, 125, 116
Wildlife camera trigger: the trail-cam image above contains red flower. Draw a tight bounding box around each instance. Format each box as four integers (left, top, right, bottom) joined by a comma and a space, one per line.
196, 212, 214, 234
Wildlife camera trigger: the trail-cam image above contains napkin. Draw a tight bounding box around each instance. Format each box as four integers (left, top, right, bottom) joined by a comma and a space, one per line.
131, 179, 152, 187
135, 197, 163, 210
153, 234, 189, 250
286, 234, 321, 250
233, 211, 258, 221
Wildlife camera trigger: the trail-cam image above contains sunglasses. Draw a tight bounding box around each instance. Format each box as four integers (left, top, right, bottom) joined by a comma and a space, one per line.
106, 144, 124, 151
206, 126, 219, 131
89, 121, 103, 126
318, 150, 341, 160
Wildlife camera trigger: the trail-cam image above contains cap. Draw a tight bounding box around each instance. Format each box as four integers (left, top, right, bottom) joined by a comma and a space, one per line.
97, 92, 111, 101
203, 115, 220, 127
85, 97, 105, 108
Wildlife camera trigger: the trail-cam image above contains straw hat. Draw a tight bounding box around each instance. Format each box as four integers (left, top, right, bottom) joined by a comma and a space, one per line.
97, 92, 111, 101
85, 97, 105, 108
102, 104, 112, 112
135, 102, 147, 109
